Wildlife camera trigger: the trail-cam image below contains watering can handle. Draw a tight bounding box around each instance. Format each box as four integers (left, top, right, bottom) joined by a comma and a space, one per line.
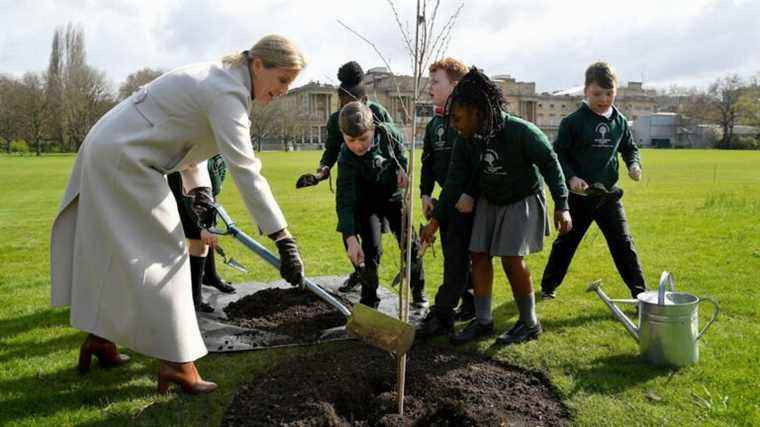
697, 296, 720, 340
658, 271, 674, 305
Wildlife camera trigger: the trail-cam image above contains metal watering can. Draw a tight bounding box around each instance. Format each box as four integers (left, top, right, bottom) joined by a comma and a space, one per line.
587, 272, 719, 367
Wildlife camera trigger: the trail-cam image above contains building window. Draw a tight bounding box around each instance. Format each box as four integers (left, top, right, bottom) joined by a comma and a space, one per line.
549, 104, 554, 108
538, 103, 543, 107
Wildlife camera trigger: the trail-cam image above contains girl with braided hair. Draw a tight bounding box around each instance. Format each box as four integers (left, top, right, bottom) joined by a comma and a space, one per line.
421, 67, 572, 345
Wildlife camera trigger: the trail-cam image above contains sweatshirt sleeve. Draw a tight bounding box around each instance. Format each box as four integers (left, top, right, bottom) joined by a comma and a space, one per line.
179, 160, 212, 192
419, 121, 435, 196
618, 120, 641, 169
319, 113, 341, 170
335, 155, 360, 236
525, 125, 569, 211
386, 124, 408, 171
208, 92, 287, 235
553, 117, 578, 181
432, 139, 471, 223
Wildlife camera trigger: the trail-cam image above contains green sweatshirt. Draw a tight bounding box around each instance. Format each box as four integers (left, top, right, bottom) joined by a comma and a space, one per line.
335, 123, 407, 236
433, 112, 569, 223
553, 103, 641, 189
319, 101, 393, 170
420, 114, 461, 196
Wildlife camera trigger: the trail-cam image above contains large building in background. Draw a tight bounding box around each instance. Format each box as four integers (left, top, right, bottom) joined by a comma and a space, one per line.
281, 67, 659, 145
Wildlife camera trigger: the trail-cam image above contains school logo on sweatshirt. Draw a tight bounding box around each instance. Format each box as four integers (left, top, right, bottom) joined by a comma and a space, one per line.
433, 125, 450, 151
371, 154, 390, 181
593, 123, 613, 148
482, 149, 507, 176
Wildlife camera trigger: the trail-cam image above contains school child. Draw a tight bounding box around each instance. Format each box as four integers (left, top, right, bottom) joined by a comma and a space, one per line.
416, 58, 477, 338
295, 61, 394, 293
335, 101, 426, 308
421, 68, 571, 345
540, 61, 646, 300
168, 154, 233, 313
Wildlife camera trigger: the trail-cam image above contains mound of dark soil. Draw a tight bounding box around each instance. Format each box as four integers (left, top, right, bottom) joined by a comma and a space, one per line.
223, 287, 352, 340
222, 343, 570, 426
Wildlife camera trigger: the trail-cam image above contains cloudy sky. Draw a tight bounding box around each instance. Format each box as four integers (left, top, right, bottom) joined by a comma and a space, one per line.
1, 0, 758, 94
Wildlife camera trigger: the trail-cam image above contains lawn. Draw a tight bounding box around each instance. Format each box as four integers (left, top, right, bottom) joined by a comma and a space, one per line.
0, 149, 758, 426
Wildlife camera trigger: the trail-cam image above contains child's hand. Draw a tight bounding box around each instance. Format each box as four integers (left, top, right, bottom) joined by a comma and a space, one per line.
421, 195, 435, 219
345, 236, 364, 266
200, 229, 218, 248
455, 194, 475, 213
397, 169, 409, 188
554, 210, 572, 235
420, 219, 439, 244
628, 164, 642, 181
568, 177, 589, 193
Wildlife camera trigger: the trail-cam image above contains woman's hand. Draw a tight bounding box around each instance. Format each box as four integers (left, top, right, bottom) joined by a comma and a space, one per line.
397, 169, 409, 189
455, 193, 475, 213
421, 195, 435, 220
200, 229, 218, 248
554, 210, 572, 235
568, 176, 589, 194
345, 236, 364, 266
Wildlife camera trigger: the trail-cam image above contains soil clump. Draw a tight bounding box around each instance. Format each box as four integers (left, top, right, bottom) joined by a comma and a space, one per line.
223, 343, 570, 426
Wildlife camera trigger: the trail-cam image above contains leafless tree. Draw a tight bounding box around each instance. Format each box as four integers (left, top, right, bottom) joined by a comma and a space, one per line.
707, 75, 746, 148
0, 74, 22, 153
17, 73, 49, 156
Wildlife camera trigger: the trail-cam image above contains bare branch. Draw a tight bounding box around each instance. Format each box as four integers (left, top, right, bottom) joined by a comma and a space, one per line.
386, 0, 415, 61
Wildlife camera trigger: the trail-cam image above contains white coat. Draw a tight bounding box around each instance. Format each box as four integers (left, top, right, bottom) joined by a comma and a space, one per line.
50, 61, 287, 362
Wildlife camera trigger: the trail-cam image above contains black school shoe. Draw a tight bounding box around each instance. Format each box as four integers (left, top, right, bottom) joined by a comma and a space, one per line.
415, 310, 453, 339
196, 302, 215, 313
453, 301, 476, 322
540, 289, 556, 300
203, 276, 236, 294
495, 320, 542, 345
339, 271, 362, 293
450, 319, 494, 345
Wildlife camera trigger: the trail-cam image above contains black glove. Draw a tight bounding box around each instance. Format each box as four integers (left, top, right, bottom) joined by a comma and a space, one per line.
276, 237, 304, 286
296, 173, 320, 189
188, 187, 216, 228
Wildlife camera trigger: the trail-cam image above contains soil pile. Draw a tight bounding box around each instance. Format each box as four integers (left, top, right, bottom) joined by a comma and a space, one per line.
223, 343, 570, 426
224, 287, 352, 340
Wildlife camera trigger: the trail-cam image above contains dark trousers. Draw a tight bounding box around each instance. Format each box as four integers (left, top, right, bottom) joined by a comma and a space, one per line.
355, 199, 425, 305
432, 211, 474, 317
541, 191, 646, 298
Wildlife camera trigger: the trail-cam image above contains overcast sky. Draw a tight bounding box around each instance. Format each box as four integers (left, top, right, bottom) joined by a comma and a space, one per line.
1, 0, 758, 94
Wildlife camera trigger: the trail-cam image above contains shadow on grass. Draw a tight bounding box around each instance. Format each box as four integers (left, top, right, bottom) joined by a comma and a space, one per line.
0, 358, 157, 425
0, 307, 69, 340
564, 353, 676, 396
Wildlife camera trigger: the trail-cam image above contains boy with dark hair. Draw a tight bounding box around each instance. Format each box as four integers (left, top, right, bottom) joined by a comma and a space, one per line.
335, 101, 425, 308
416, 57, 477, 338
540, 61, 646, 300
296, 61, 394, 293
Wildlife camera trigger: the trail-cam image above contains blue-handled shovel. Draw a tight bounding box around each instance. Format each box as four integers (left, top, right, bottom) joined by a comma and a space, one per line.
209, 204, 415, 355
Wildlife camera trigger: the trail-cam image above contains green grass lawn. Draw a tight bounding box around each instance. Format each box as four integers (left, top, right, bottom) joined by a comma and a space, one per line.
1, 149, 759, 426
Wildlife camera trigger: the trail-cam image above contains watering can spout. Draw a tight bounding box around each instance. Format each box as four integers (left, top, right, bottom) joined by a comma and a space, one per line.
586, 280, 640, 342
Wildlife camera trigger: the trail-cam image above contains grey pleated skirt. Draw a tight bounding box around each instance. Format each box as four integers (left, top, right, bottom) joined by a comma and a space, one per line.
469, 192, 549, 257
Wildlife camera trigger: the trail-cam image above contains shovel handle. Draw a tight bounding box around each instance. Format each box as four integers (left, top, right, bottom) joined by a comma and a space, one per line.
697, 296, 719, 340
221, 215, 352, 317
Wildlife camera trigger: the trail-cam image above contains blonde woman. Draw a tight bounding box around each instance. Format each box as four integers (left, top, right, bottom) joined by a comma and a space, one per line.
51, 35, 307, 394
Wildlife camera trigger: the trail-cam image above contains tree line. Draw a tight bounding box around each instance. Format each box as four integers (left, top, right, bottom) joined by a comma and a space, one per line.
1, 24, 758, 154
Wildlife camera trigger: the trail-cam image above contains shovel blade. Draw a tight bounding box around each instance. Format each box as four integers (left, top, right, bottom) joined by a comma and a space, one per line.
346, 303, 415, 355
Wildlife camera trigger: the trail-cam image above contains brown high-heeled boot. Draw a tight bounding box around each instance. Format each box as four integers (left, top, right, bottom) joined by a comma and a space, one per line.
77, 334, 131, 373
157, 361, 218, 394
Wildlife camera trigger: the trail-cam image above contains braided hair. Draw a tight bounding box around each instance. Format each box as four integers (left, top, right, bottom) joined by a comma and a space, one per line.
444, 66, 505, 142
337, 61, 367, 105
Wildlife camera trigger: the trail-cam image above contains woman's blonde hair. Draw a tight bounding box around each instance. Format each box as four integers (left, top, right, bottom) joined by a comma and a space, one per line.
222, 34, 307, 70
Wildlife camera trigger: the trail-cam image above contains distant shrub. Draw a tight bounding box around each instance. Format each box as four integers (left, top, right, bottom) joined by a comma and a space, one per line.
10, 140, 29, 153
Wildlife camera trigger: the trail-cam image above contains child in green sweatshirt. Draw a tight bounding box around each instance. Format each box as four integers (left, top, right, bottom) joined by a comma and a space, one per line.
421, 68, 571, 346
335, 101, 425, 308
540, 61, 646, 300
